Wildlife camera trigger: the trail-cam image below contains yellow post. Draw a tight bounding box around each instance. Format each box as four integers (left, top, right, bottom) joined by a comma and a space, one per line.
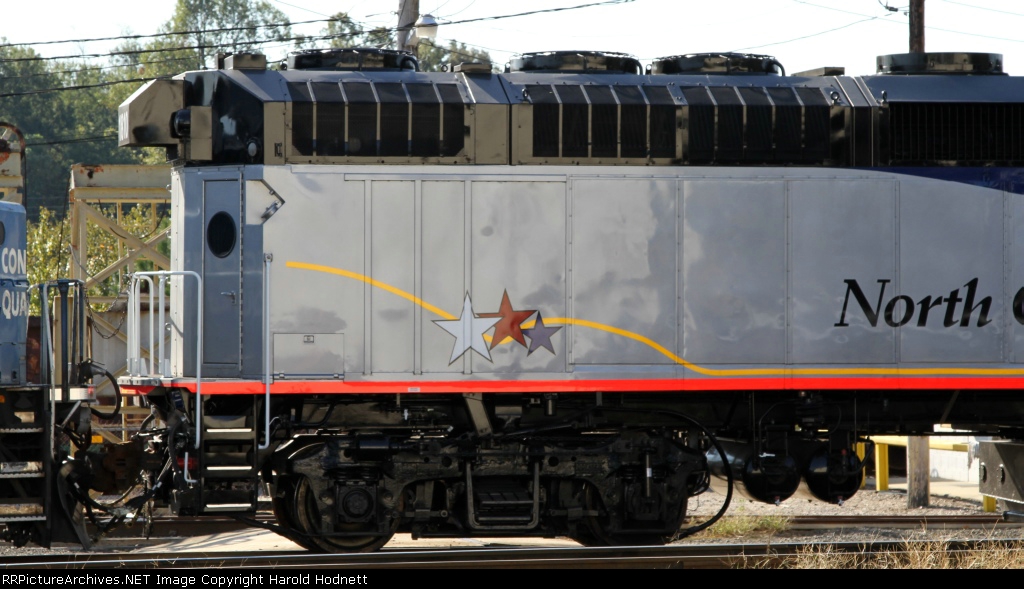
874, 442, 890, 491
983, 496, 998, 513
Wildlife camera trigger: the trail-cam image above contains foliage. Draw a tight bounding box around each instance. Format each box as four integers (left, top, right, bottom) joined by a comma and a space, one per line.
117, 0, 293, 75
26, 208, 69, 314
417, 40, 493, 73
0, 43, 145, 219
320, 12, 393, 50
312, 12, 492, 73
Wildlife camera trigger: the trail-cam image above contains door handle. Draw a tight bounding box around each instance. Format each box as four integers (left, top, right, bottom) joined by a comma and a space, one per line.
221, 291, 237, 304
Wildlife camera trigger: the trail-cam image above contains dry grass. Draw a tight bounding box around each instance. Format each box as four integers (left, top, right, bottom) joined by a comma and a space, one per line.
786, 539, 1024, 569
698, 513, 792, 539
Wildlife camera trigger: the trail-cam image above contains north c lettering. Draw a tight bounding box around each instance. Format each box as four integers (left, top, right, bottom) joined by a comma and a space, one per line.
835, 278, 992, 328
1011, 287, 1024, 325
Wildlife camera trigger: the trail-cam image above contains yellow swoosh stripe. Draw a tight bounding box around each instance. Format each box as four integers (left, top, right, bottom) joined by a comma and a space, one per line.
286, 260, 1024, 377
288, 261, 455, 320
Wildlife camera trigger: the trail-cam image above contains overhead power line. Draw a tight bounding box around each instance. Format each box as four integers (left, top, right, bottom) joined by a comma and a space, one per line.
0, 56, 196, 82
26, 134, 118, 147
0, 17, 333, 51
730, 16, 882, 53
1, 0, 632, 60
437, 0, 633, 27
792, 0, 1024, 44
0, 28, 367, 65
0, 1, 636, 99
939, 0, 1024, 18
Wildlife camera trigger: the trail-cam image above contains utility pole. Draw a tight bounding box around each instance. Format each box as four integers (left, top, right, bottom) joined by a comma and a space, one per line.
909, 0, 925, 53
397, 0, 420, 53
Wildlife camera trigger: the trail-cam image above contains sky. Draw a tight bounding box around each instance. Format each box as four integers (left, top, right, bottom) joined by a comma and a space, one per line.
4, 0, 1024, 77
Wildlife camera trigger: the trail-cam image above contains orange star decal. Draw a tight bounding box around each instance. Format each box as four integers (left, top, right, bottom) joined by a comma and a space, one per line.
480, 290, 536, 350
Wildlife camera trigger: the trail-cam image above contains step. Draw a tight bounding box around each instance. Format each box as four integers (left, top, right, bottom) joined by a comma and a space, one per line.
476, 490, 535, 507
202, 465, 256, 479
202, 503, 257, 513
204, 427, 254, 441
0, 427, 44, 434
0, 515, 46, 523
0, 462, 42, 476
0, 501, 44, 518
202, 415, 249, 429
474, 514, 535, 523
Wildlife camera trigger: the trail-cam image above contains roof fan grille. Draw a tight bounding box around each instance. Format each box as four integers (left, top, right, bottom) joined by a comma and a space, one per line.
876, 52, 1004, 75
651, 53, 785, 76
507, 51, 642, 74
285, 47, 419, 71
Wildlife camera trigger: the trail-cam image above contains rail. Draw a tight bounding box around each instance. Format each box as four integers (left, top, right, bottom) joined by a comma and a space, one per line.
259, 254, 273, 450
126, 271, 203, 452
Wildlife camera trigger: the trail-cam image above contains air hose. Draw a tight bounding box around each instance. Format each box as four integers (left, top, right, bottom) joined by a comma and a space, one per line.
79, 360, 122, 419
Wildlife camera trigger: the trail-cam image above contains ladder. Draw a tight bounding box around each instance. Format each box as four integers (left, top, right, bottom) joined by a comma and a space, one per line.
196, 397, 262, 514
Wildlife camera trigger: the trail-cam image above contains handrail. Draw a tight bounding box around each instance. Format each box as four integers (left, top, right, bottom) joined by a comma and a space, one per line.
259, 254, 273, 451
127, 270, 202, 449
129, 275, 154, 374
35, 283, 53, 463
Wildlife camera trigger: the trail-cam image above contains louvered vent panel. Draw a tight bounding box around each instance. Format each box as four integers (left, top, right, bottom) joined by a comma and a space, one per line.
888, 103, 1024, 165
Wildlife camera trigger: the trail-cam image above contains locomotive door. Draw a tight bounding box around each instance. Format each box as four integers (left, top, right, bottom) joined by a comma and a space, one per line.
202, 179, 242, 371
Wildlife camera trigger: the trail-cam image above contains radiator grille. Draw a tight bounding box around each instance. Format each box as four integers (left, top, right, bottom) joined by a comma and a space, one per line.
527, 84, 677, 160
887, 103, 1024, 165
287, 81, 466, 159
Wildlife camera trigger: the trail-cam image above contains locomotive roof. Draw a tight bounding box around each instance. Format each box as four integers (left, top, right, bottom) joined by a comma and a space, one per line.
119, 48, 1024, 169
179, 63, 1024, 106
177, 48, 1024, 107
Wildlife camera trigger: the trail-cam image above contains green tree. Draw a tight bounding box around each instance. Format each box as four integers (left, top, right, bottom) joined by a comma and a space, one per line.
114, 0, 293, 77
26, 208, 69, 311
313, 13, 491, 72
318, 12, 390, 49
0, 43, 148, 220
27, 205, 168, 314
417, 40, 493, 73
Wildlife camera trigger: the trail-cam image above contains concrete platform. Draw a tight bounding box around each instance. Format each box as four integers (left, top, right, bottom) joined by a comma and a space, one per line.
867, 476, 986, 503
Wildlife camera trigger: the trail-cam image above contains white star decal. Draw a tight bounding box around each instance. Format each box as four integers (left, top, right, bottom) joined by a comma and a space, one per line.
434, 294, 501, 364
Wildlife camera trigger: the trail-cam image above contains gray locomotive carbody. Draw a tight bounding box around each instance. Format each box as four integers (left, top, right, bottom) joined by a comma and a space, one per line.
102, 49, 1024, 550
173, 163, 1024, 392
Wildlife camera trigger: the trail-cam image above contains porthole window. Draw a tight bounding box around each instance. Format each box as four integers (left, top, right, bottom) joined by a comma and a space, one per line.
0, 221, 5, 246
206, 212, 236, 258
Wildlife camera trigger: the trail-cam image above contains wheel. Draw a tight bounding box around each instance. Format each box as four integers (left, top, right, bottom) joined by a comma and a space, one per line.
270, 476, 320, 551
568, 523, 610, 547
582, 482, 682, 547
290, 476, 399, 553
565, 482, 610, 547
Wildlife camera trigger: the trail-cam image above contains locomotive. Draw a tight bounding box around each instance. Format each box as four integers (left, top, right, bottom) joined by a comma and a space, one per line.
0, 124, 112, 548
7, 46, 1024, 551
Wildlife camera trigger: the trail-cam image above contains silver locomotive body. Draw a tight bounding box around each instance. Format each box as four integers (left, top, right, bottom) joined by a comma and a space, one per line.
174, 163, 1024, 391
105, 49, 1024, 550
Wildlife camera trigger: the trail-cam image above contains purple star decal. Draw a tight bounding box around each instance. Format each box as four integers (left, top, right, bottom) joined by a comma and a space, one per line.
522, 312, 561, 355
